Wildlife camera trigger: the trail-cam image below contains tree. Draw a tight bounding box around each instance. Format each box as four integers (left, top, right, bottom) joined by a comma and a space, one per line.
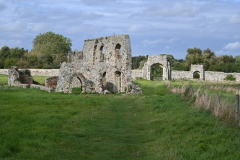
0, 46, 10, 59
10, 47, 26, 59
185, 47, 203, 66
4, 58, 19, 69
202, 48, 216, 70
54, 53, 68, 67
27, 55, 39, 66
32, 31, 72, 56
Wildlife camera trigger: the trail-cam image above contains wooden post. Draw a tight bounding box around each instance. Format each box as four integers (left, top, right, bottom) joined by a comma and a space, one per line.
217, 93, 220, 105
235, 94, 239, 123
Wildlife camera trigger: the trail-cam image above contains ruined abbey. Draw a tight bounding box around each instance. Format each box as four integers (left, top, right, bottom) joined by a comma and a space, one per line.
4, 34, 240, 94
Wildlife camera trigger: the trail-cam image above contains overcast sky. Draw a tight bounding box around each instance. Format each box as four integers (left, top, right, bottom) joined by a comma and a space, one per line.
0, 0, 240, 59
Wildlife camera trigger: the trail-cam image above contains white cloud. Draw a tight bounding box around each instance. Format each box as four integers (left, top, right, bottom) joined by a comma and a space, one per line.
29, 23, 46, 32
127, 24, 152, 33
0, 39, 22, 48
142, 37, 178, 46
144, 2, 201, 17
81, 0, 116, 5
0, 21, 26, 32
165, 46, 170, 49
67, 25, 105, 34
223, 42, 240, 50
229, 12, 240, 24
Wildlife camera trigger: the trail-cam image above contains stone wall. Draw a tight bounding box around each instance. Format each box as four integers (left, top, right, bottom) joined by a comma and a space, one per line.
45, 76, 58, 88
132, 69, 142, 79
171, 71, 192, 80
0, 69, 59, 76
56, 34, 133, 94
205, 71, 240, 82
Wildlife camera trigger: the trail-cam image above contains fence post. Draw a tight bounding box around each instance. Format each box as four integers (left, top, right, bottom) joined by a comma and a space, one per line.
217, 93, 220, 105
235, 94, 239, 123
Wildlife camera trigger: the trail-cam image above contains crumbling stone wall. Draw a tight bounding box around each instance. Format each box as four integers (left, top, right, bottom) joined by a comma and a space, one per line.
132, 69, 142, 79
8, 66, 55, 92
142, 55, 171, 80
8, 66, 33, 87
56, 34, 133, 94
45, 76, 58, 88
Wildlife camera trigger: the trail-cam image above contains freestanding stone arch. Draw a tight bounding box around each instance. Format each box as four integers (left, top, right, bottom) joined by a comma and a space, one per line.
142, 55, 171, 80
191, 65, 204, 80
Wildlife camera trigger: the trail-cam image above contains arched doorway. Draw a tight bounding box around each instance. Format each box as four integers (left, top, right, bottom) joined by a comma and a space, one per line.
114, 71, 122, 93
102, 72, 107, 90
150, 63, 164, 81
71, 76, 82, 94
193, 71, 200, 79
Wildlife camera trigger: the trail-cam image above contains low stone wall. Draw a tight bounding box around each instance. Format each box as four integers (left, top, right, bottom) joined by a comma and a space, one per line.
0, 69, 8, 75
0, 69, 59, 76
205, 71, 240, 82
30, 84, 55, 93
171, 71, 192, 80
132, 69, 142, 79
205, 71, 225, 81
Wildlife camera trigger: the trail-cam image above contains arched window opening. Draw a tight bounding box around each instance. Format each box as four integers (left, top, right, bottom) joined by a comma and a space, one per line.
115, 44, 122, 60
72, 76, 82, 94
102, 72, 107, 88
193, 71, 200, 79
100, 46, 105, 62
93, 45, 97, 64
150, 63, 163, 81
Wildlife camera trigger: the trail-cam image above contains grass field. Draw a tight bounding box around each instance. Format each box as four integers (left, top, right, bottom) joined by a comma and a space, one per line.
0, 77, 240, 159
170, 80, 240, 105
0, 74, 49, 86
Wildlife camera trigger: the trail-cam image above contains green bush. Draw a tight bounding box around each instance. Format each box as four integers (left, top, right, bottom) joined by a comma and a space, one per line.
224, 74, 236, 81
193, 72, 200, 79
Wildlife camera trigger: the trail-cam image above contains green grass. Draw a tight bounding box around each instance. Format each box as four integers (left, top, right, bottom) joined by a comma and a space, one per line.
32, 76, 50, 85
0, 74, 48, 86
0, 78, 240, 159
0, 74, 8, 86
171, 80, 239, 105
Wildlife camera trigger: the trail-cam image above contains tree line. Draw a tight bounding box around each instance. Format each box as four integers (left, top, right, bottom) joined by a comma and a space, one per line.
0, 31, 239, 73
132, 47, 240, 73
0, 32, 70, 69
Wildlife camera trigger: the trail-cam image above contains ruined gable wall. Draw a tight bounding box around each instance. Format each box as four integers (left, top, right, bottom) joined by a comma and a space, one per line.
56, 34, 132, 94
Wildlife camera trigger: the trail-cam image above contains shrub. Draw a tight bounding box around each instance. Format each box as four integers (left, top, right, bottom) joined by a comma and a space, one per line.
193, 72, 200, 79
224, 74, 236, 81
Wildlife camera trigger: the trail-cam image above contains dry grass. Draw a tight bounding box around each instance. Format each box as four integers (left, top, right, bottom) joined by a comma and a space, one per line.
165, 81, 238, 124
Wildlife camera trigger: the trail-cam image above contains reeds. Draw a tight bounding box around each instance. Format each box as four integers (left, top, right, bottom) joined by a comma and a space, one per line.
165, 81, 236, 123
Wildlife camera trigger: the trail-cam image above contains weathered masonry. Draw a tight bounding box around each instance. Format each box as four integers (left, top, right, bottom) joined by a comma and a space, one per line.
131, 55, 240, 81
56, 34, 141, 94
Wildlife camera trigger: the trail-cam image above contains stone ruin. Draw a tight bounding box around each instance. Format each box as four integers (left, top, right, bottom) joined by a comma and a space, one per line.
142, 55, 171, 80
8, 66, 34, 88
54, 34, 142, 94
7, 35, 142, 95
8, 66, 55, 92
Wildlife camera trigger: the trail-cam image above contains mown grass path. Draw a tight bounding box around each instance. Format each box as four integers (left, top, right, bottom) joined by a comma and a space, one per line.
0, 79, 240, 159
